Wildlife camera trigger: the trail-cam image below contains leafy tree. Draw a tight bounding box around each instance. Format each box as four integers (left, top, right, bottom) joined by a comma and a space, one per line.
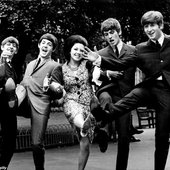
0, 0, 170, 64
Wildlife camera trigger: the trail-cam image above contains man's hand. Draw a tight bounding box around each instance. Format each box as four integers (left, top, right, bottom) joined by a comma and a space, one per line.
107, 70, 124, 79
1, 51, 11, 58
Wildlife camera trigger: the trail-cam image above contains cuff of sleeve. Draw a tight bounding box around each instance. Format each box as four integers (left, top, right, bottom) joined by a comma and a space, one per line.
106, 71, 111, 80
93, 54, 101, 67
92, 66, 102, 86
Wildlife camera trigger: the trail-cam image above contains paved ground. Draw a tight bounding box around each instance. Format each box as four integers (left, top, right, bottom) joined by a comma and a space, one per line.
6, 110, 170, 170
8, 128, 170, 170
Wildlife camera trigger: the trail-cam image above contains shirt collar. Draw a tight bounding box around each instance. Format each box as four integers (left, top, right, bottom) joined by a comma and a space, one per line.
6, 58, 11, 63
116, 40, 123, 53
152, 32, 164, 46
6, 58, 12, 67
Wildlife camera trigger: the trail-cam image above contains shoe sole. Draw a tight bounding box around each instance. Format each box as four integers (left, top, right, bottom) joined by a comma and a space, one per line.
97, 129, 108, 153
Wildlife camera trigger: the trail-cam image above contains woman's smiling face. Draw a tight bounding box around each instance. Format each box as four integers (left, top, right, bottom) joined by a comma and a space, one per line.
70, 43, 85, 62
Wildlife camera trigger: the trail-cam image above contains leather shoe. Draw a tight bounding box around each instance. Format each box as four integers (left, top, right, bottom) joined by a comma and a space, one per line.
95, 128, 108, 153
49, 82, 63, 100
130, 136, 141, 142
130, 128, 144, 135
5, 78, 18, 109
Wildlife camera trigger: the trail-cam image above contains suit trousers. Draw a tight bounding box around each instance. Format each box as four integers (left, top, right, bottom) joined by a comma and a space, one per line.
0, 94, 17, 167
112, 80, 170, 170
30, 103, 49, 170
99, 91, 131, 170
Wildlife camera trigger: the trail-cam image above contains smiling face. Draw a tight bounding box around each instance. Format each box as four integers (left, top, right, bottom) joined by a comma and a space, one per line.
1, 41, 18, 60
103, 29, 120, 48
144, 22, 163, 41
70, 43, 85, 63
38, 39, 53, 59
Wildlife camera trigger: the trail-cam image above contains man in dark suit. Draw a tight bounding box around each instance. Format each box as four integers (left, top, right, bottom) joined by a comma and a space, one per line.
88, 11, 170, 170
0, 36, 19, 170
94, 18, 138, 170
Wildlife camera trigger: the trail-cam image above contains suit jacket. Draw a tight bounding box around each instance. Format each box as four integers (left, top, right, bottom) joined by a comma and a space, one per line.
135, 34, 170, 86
100, 34, 170, 88
0, 60, 18, 103
96, 43, 136, 98
21, 58, 60, 115
0, 61, 17, 87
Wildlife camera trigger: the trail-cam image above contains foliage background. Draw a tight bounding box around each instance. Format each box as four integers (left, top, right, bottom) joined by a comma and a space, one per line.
0, 0, 170, 79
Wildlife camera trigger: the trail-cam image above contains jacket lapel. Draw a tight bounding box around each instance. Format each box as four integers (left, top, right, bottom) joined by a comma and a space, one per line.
119, 43, 127, 58
147, 39, 155, 47
161, 35, 170, 50
31, 59, 47, 75
33, 58, 41, 71
106, 46, 118, 58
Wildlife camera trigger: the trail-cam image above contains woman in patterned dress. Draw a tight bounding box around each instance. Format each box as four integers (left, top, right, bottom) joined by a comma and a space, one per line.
50, 35, 96, 170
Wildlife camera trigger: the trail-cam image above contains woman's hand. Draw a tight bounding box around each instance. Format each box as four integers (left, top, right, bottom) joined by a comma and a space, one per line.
83, 46, 99, 62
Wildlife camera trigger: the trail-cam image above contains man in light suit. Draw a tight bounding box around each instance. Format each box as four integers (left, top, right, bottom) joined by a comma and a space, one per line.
21, 33, 60, 170
87, 11, 170, 170
94, 18, 137, 170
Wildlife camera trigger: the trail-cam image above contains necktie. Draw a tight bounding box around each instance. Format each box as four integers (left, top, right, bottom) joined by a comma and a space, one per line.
34, 58, 41, 70
115, 46, 119, 57
155, 40, 161, 49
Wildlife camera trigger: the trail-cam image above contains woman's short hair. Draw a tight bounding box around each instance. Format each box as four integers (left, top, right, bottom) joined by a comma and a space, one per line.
101, 18, 121, 35
141, 11, 164, 27
38, 33, 58, 51
64, 35, 88, 61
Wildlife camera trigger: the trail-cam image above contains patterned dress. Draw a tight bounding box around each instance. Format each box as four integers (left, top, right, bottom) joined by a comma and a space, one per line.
51, 60, 95, 142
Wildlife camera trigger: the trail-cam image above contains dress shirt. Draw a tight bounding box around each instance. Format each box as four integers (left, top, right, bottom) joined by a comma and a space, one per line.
116, 40, 123, 55
106, 40, 123, 79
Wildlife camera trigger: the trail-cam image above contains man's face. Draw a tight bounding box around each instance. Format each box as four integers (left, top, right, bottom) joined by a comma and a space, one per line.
38, 39, 53, 59
144, 22, 163, 41
103, 29, 120, 47
1, 42, 18, 59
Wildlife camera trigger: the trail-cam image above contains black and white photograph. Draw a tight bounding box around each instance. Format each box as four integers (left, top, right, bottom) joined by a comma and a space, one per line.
0, 0, 170, 170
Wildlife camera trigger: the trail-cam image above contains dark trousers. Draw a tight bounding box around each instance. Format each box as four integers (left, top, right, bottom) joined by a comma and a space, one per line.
99, 91, 131, 170
0, 100, 17, 167
30, 103, 49, 170
112, 81, 170, 170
